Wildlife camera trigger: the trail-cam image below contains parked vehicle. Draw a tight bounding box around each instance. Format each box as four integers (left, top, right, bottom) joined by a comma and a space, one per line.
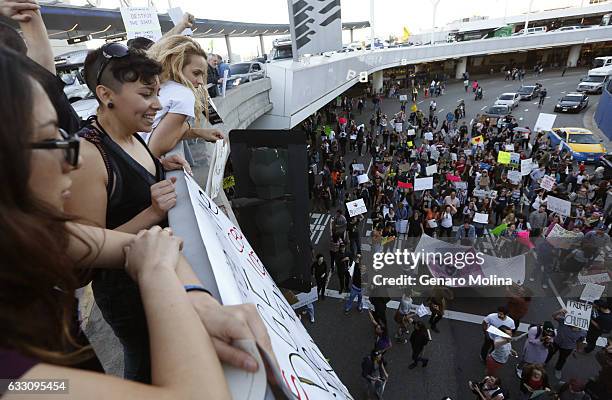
550, 26, 585, 32
554, 93, 589, 113
494, 92, 520, 109
54, 50, 91, 103
71, 97, 98, 120
269, 37, 293, 61
546, 127, 606, 163
511, 26, 546, 36
592, 56, 612, 68
480, 105, 511, 125
517, 85, 540, 100
228, 61, 265, 87
576, 66, 612, 94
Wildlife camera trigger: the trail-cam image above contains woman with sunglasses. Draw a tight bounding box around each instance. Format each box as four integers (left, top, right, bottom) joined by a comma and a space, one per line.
62, 44, 219, 383
144, 35, 224, 158
0, 46, 231, 399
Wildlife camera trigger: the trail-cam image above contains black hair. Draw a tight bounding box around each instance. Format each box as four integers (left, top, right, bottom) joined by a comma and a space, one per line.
0, 21, 27, 54
126, 37, 155, 51
497, 305, 509, 314
83, 47, 162, 98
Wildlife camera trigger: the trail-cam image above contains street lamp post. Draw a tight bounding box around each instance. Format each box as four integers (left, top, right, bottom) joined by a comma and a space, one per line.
430, 0, 441, 45
524, 0, 535, 35
370, 0, 375, 50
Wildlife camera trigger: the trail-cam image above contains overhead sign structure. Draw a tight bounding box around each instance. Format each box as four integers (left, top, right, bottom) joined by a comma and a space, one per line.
564, 300, 593, 331
287, 0, 342, 60
183, 172, 352, 399
120, 6, 162, 42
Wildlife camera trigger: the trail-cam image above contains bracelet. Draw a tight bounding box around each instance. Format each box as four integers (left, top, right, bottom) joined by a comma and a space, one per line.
184, 285, 212, 296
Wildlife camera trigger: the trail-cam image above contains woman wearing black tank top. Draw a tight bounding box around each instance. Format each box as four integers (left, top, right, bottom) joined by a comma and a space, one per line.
64, 45, 273, 383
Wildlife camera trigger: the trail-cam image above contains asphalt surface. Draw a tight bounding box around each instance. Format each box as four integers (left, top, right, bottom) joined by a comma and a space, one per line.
304, 68, 608, 399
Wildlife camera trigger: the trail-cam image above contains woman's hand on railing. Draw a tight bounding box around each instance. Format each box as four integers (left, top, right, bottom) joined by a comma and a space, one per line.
189, 128, 225, 142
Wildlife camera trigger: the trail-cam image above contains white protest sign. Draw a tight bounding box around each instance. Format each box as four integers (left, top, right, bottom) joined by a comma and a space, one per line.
399, 94, 408, 101
414, 177, 433, 191
407, 129, 416, 136
451, 153, 458, 161
539, 175, 556, 191
395, 122, 403, 133
426, 164, 438, 176
510, 152, 520, 164
291, 287, 318, 310
521, 158, 533, 176
168, 7, 193, 36
357, 174, 369, 184
547, 195, 571, 217
473, 189, 488, 198
487, 325, 512, 339
120, 6, 162, 41
580, 283, 605, 303
183, 172, 351, 399
577, 273, 611, 285
564, 300, 593, 330
424, 131, 434, 141
505, 144, 514, 151
352, 163, 365, 172
430, 149, 440, 161
464, 149, 472, 156
508, 170, 522, 184
488, 190, 498, 199
534, 112, 557, 132
454, 181, 467, 190
474, 213, 489, 224
346, 198, 367, 217
416, 303, 431, 317
349, 134, 357, 140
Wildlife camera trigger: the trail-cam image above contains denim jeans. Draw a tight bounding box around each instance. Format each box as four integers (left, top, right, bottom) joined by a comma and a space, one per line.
344, 284, 363, 312
93, 270, 150, 383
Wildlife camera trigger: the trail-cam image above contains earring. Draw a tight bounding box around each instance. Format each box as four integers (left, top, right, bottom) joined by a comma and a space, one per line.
107, 102, 114, 109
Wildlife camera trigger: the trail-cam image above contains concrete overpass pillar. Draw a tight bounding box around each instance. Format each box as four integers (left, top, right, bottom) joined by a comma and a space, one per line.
224, 34, 233, 63
372, 70, 383, 94
350, 28, 354, 43
455, 56, 467, 80
259, 34, 266, 57
566, 44, 581, 68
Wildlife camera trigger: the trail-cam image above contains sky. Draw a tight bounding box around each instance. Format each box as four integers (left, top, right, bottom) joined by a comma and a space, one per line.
76, 0, 591, 60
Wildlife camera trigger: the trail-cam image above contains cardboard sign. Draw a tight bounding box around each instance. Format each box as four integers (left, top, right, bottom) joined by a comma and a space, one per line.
564, 300, 593, 331
346, 198, 367, 217
426, 164, 438, 176
398, 164, 411, 173
580, 283, 605, 303
507, 170, 522, 184
547, 195, 571, 217
534, 112, 557, 132
357, 174, 369, 184
474, 213, 489, 224
120, 6, 162, 41
497, 151, 511, 164
539, 175, 556, 191
414, 177, 433, 191
168, 7, 193, 36
424, 131, 434, 141
183, 172, 350, 398
521, 158, 533, 176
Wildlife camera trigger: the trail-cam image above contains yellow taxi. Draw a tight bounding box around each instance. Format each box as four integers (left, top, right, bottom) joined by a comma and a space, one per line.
546, 127, 607, 163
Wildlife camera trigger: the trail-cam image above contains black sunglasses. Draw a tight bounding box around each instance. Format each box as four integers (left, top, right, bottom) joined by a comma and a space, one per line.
95, 42, 130, 87
29, 128, 80, 167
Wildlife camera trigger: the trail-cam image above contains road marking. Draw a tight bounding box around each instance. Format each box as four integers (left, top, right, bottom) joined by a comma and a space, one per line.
503, 84, 512, 88
554, 82, 565, 85
417, 100, 424, 104
519, 117, 524, 121
457, 98, 464, 103
548, 277, 565, 308
314, 214, 331, 245
546, 96, 551, 99
561, 91, 566, 94
312, 213, 321, 219
437, 108, 444, 113
366, 157, 373, 174
524, 109, 529, 112
533, 102, 539, 105
480, 106, 487, 111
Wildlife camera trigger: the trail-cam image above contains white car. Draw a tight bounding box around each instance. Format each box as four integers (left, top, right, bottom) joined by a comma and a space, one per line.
71, 97, 98, 120
494, 93, 520, 109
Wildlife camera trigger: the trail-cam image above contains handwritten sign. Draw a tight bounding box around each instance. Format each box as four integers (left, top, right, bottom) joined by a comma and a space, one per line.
120, 6, 162, 41
580, 283, 605, 303
521, 158, 533, 176
454, 181, 467, 190
565, 300, 592, 331
539, 175, 556, 191
497, 151, 511, 164
352, 163, 365, 172
426, 164, 438, 176
424, 131, 434, 141
291, 287, 318, 310
577, 273, 611, 285
505, 144, 514, 151
547, 195, 571, 217
473, 189, 488, 198
510, 152, 520, 164
407, 129, 416, 137
534, 112, 556, 132
474, 213, 489, 224
414, 177, 433, 191
357, 174, 369, 184
399, 94, 408, 101
508, 170, 522, 184
183, 172, 351, 398
346, 198, 367, 217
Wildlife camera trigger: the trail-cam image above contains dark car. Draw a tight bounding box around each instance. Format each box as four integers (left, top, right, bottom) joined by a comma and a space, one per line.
479, 105, 511, 125
601, 152, 612, 180
517, 85, 540, 100
554, 93, 589, 113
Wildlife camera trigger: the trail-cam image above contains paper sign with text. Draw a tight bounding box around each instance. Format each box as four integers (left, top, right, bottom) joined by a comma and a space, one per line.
120, 6, 162, 41
414, 177, 433, 191
564, 300, 592, 331
547, 196, 571, 217
425, 164, 438, 176
183, 172, 352, 399
346, 198, 367, 217
580, 283, 605, 303
539, 175, 556, 191
521, 158, 533, 176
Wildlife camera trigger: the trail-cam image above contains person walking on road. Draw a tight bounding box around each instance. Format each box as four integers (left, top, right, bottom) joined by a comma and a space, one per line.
464, 78, 469, 92
481, 306, 516, 362
545, 308, 586, 380
312, 254, 328, 300
408, 321, 431, 369
538, 88, 547, 108
344, 254, 364, 313
362, 350, 388, 400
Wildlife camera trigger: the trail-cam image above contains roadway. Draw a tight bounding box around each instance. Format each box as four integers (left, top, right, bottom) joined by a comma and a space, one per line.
304, 68, 607, 399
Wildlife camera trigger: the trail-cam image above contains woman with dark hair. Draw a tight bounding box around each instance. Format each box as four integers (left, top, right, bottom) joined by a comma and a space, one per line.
0, 46, 231, 398
408, 321, 430, 369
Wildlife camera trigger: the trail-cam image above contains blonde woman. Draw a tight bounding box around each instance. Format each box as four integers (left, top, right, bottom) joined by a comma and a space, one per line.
145, 35, 223, 158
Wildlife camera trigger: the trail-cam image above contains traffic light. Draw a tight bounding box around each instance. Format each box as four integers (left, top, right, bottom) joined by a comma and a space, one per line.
229, 130, 311, 292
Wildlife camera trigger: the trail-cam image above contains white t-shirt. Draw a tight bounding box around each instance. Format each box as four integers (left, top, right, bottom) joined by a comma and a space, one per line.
140, 80, 196, 143
484, 313, 516, 339
490, 338, 512, 364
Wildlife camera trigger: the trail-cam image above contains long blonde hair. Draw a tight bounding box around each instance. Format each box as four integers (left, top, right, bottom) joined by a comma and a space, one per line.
148, 35, 209, 125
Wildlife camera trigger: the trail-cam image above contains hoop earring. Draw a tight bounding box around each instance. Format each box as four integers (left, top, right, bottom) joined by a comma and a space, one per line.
107, 102, 114, 109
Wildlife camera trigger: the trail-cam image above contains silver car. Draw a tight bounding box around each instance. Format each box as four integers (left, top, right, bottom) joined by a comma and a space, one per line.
228, 62, 265, 87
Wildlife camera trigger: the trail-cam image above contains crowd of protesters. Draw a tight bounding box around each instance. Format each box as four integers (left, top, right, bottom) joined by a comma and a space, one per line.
302, 59, 611, 399
0, 2, 276, 398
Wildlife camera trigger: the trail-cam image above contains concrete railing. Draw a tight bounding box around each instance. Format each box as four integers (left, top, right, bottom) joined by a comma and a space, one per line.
250, 26, 612, 130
